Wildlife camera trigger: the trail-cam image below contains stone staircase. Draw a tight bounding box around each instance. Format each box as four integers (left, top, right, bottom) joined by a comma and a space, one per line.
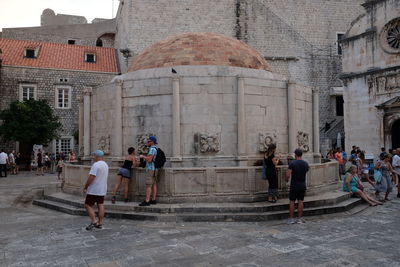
33, 191, 364, 222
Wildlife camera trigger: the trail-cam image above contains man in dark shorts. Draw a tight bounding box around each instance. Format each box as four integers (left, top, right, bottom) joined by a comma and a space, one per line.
286, 148, 309, 224
83, 150, 109, 230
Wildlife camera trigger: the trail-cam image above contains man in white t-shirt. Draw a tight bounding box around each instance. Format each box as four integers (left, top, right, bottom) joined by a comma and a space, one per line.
392, 148, 400, 198
0, 150, 8, 177
83, 150, 109, 230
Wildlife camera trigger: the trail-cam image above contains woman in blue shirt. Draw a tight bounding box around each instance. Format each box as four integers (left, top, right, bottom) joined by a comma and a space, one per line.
344, 165, 382, 206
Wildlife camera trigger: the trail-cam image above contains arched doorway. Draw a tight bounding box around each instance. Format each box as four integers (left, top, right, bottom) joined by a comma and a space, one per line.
392, 119, 400, 149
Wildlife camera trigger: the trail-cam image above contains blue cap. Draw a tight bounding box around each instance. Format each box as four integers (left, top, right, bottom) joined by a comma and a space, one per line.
92, 150, 104, 157
148, 136, 158, 144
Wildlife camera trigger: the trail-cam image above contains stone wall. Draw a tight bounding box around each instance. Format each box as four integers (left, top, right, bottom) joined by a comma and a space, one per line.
63, 161, 339, 203
0, 66, 116, 152
89, 65, 315, 166
341, 0, 400, 156
2, 19, 117, 48
114, 0, 365, 154
90, 83, 117, 156
41, 9, 87, 26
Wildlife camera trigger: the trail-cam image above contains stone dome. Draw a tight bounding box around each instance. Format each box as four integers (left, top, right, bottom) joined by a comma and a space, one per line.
128, 32, 271, 72
42, 8, 55, 16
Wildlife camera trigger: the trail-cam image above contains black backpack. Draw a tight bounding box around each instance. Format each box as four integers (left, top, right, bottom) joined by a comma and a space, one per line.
154, 148, 166, 169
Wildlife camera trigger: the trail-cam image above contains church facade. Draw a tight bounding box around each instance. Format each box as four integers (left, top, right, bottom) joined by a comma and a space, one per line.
341, 0, 400, 156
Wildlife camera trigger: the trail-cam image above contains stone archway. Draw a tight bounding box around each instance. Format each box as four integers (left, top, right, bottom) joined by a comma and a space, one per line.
384, 112, 400, 149
392, 119, 400, 149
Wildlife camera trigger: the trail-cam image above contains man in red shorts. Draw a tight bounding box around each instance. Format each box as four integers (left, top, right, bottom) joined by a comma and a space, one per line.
83, 150, 109, 230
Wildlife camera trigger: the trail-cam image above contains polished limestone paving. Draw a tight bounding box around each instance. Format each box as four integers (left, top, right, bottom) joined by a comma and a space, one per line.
1, 172, 399, 267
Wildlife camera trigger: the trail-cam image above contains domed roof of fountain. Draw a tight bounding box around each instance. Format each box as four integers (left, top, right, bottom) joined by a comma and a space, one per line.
128, 32, 271, 72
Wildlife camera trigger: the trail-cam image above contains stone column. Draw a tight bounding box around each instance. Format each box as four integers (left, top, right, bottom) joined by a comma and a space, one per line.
114, 80, 123, 157
78, 96, 84, 156
377, 109, 385, 149
312, 88, 320, 154
83, 87, 92, 157
172, 77, 181, 159
287, 81, 296, 154
237, 77, 247, 165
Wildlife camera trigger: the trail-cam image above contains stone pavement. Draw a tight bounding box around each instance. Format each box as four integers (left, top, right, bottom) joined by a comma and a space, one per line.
1, 173, 400, 267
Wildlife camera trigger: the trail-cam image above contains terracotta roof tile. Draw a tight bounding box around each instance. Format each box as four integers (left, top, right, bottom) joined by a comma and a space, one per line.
0, 38, 118, 73
129, 32, 271, 72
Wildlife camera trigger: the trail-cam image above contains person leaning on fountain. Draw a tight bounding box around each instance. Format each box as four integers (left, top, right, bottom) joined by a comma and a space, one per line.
83, 150, 109, 231
111, 147, 138, 204
139, 136, 159, 207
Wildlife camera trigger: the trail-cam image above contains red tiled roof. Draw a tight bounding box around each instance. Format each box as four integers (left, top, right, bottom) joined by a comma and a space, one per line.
0, 38, 118, 73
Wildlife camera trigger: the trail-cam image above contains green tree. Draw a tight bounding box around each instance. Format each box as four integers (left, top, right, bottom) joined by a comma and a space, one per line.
0, 99, 62, 146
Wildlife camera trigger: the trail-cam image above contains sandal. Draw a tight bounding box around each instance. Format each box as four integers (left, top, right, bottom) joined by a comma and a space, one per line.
86, 223, 96, 231
94, 223, 103, 229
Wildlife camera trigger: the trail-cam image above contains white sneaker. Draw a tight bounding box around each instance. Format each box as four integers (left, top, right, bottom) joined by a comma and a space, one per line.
286, 218, 296, 224
296, 218, 306, 224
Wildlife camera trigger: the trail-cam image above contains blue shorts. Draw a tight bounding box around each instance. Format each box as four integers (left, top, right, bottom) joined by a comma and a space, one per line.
117, 168, 131, 178
344, 186, 359, 193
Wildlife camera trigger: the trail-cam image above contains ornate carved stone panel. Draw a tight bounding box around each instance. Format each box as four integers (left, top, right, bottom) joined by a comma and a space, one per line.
194, 133, 220, 153
136, 134, 155, 154
98, 135, 110, 155
367, 71, 400, 96
258, 133, 277, 153
297, 131, 310, 152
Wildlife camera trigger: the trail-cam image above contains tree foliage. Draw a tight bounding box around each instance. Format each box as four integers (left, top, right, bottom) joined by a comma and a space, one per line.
0, 100, 62, 145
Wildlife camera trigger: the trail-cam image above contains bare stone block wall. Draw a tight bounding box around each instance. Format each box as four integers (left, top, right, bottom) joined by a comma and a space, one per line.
2, 19, 116, 48
91, 83, 118, 154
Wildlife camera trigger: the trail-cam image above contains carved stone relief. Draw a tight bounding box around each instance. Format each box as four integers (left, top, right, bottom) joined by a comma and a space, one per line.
297, 131, 310, 152
136, 134, 155, 154
258, 133, 277, 153
98, 135, 110, 155
368, 71, 400, 96
194, 133, 220, 153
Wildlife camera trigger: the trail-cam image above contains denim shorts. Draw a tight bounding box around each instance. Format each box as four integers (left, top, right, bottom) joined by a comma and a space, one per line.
117, 168, 131, 178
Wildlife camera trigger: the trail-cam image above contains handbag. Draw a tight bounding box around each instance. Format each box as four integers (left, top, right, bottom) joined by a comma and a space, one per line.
261, 158, 268, 180
373, 170, 382, 183
139, 157, 146, 168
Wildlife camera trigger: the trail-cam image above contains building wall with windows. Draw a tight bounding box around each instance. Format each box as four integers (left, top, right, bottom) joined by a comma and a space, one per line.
341, 0, 400, 157
0, 39, 118, 154
0, 66, 116, 153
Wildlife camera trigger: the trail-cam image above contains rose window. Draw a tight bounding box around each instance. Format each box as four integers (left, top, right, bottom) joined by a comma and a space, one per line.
387, 23, 400, 49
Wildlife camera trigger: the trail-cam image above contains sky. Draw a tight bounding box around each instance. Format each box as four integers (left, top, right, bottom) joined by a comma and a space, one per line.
0, 0, 120, 31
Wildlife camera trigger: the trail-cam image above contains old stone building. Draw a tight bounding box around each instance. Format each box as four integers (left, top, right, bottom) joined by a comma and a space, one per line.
2, 9, 116, 48
341, 0, 400, 156
1, 1, 367, 154
0, 39, 118, 154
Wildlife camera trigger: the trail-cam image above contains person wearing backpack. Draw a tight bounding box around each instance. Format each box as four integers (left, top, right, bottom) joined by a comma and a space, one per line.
139, 136, 160, 206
